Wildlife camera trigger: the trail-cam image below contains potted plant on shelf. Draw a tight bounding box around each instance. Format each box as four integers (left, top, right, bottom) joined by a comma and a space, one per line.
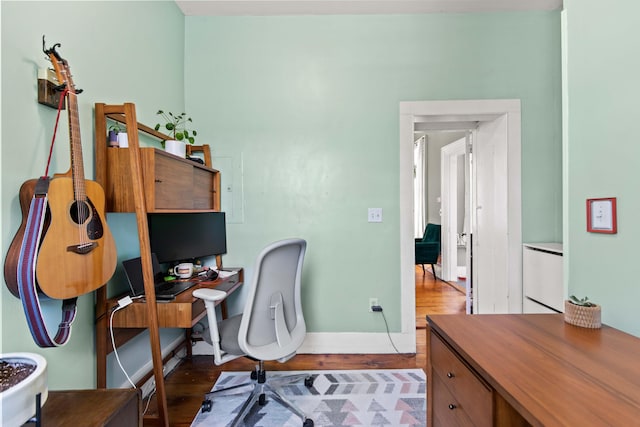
564, 295, 601, 329
154, 110, 197, 158
108, 123, 122, 147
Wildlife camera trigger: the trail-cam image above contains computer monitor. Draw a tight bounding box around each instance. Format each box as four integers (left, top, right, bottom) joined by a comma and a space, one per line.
147, 212, 227, 264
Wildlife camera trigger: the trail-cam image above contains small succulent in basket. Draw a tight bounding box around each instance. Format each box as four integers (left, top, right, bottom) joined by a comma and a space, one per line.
154, 110, 197, 144
565, 295, 601, 328
568, 295, 597, 307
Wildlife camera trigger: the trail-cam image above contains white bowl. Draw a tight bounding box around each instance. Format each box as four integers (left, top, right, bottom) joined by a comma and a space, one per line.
0, 353, 48, 427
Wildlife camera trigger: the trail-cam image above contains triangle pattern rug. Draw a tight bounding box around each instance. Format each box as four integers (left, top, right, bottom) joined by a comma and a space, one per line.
190, 368, 426, 427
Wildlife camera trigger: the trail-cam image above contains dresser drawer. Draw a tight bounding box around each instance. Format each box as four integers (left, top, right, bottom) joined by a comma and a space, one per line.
431, 331, 492, 427
432, 373, 475, 426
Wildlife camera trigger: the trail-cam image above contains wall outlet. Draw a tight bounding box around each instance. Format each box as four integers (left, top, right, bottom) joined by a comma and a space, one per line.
369, 297, 379, 312
368, 208, 383, 223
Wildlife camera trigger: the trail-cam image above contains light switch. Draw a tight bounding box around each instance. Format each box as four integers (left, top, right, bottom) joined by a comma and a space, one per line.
368, 208, 383, 223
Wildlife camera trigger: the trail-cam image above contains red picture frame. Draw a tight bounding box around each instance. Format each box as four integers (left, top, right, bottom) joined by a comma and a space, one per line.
586, 197, 617, 234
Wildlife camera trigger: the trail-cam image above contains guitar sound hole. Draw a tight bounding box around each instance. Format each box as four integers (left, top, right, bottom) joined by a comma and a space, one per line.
69, 201, 91, 225
68, 198, 104, 240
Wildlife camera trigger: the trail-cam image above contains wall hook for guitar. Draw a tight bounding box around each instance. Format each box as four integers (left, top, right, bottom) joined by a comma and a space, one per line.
42, 36, 83, 94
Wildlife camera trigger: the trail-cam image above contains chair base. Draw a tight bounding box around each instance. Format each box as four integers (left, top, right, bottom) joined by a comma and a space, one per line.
201, 362, 314, 427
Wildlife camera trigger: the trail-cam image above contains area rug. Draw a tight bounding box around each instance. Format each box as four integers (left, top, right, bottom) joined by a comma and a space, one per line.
190, 369, 426, 427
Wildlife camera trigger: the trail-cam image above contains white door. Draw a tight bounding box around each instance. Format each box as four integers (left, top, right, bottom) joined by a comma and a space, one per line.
441, 133, 474, 313
440, 137, 466, 282
463, 133, 473, 314
472, 115, 511, 313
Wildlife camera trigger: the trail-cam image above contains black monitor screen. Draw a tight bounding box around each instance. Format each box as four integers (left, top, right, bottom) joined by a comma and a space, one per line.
147, 212, 227, 264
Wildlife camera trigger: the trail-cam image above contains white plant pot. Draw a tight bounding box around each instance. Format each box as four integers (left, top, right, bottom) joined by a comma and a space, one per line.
0, 352, 48, 427
116, 132, 128, 148
164, 139, 186, 158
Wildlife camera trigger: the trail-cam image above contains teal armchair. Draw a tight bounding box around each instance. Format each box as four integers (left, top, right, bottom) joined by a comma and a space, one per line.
415, 223, 441, 278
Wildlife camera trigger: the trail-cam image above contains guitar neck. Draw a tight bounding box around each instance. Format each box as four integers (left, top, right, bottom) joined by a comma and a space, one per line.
67, 91, 86, 201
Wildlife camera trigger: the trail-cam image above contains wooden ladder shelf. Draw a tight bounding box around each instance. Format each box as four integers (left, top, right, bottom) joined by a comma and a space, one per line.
94, 103, 172, 427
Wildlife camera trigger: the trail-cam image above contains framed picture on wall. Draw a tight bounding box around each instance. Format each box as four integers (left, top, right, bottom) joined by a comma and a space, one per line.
586, 197, 617, 234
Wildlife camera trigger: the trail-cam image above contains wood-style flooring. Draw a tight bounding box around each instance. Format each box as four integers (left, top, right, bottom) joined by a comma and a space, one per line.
145, 266, 466, 426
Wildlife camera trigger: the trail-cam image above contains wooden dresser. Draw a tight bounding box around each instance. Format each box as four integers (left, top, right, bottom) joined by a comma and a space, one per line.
427, 314, 640, 426
24, 389, 141, 427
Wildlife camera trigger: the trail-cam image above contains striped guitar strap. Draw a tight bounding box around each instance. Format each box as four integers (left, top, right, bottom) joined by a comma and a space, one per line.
17, 177, 77, 347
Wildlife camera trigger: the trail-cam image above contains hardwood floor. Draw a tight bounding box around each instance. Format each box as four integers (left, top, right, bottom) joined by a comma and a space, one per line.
415, 267, 466, 329
145, 266, 465, 426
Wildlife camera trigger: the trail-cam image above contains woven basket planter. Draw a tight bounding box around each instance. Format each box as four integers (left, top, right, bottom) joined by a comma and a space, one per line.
564, 301, 601, 329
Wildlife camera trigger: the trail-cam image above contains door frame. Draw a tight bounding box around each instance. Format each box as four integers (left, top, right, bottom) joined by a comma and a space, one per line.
399, 99, 522, 349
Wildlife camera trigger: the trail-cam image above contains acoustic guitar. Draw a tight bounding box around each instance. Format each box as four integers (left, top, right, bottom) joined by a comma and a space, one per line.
4, 42, 116, 299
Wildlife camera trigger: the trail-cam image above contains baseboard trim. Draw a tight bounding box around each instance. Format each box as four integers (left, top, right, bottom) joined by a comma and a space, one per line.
139, 347, 185, 399
192, 332, 417, 356
299, 332, 416, 354
121, 333, 185, 392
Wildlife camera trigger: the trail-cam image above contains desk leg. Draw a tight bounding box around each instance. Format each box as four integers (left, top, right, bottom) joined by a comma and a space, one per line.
185, 329, 193, 357
221, 301, 228, 319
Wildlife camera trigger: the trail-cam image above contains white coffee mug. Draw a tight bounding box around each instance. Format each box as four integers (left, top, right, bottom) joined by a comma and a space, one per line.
174, 262, 193, 279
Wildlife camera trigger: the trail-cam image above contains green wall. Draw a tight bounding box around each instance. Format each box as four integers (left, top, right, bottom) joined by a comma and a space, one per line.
184, 13, 562, 331
1, 3, 565, 391
1, 1, 185, 389
565, 0, 640, 336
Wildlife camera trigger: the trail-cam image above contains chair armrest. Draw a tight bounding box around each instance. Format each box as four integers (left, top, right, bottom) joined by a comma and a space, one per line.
193, 288, 227, 302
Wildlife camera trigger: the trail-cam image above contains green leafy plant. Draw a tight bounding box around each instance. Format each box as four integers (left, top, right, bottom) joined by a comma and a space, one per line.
568, 295, 597, 307
108, 123, 124, 133
108, 123, 123, 144
154, 110, 197, 144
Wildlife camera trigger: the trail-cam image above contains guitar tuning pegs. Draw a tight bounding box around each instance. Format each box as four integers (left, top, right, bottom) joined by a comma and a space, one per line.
75, 88, 83, 94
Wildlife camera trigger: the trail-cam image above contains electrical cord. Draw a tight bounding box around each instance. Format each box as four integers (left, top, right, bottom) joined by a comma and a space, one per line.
373, 306, 413, 357
143, 385, 156, 415
377, 309, 402, 354
96, 295, 143, 322
110, 296, 138, 389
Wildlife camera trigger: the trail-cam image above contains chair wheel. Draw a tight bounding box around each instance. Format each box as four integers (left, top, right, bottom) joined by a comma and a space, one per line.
250, 370, 257, 380
303, 419, 314, 427
304, 376, 314, 388
201, 399, 212, 413
258, 393, 266, 406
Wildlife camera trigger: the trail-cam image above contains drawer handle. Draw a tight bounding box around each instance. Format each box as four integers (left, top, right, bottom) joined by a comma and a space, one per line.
448, 404, 457, 410
446, 372, 455, 378
155, 179, 162, 183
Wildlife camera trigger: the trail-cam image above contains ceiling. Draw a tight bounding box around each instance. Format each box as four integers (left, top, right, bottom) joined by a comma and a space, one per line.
176, 0, 563, 16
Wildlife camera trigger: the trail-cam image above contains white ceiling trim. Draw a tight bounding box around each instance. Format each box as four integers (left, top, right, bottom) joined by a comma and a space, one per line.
176, 0, 563, 16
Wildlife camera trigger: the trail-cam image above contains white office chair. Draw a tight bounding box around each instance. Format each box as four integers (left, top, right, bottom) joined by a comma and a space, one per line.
193, 238, 313, 427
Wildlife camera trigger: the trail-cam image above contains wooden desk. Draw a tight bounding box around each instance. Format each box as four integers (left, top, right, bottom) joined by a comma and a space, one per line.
427, 314, 640, 426
109, 269, 243, 328
23, 389, 141, 427
96, 269, 243, 388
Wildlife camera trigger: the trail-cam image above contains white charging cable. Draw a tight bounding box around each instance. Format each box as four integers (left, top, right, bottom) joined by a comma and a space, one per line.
110, 296, 137, 389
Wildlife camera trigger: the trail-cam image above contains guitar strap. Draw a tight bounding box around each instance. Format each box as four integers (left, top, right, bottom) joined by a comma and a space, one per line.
17, 177, 77, 347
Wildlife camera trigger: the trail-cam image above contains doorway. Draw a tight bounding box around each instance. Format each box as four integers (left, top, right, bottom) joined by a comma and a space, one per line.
399, 100, 522, 350
414, 132, 469, 283
415, 131, 472, 311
